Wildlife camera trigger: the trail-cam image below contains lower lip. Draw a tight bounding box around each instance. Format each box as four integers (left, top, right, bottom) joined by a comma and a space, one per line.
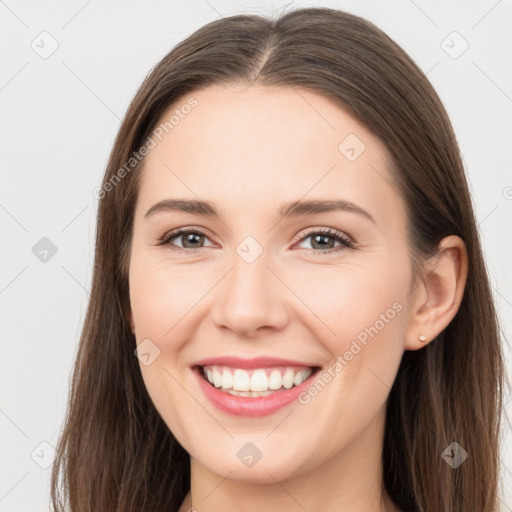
192, 366, 319, 417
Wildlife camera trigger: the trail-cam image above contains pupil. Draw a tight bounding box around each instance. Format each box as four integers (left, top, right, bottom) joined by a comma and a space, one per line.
312, 234, 333, 249
184, 233, 202, 248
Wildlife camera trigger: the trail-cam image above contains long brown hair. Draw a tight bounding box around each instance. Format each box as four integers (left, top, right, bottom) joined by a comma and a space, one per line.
50, 7, 508, 511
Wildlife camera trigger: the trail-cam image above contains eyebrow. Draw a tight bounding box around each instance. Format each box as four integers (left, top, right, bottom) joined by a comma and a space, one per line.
144, 198, 376, 224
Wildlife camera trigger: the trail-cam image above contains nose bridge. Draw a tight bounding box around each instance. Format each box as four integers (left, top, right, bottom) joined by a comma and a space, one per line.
211, 236, 288, 335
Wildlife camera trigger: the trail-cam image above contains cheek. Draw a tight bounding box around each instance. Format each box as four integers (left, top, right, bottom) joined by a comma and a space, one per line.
287, 255, 410, 413
290, 257, 410, 344
129, 258, 202, 437
129, 256, 202, 337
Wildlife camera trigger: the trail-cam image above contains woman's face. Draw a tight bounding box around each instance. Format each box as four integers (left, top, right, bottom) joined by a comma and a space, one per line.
128, 84, 417, 484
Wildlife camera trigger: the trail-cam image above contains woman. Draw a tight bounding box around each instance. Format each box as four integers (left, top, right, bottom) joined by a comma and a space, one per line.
50, 7, 506, 512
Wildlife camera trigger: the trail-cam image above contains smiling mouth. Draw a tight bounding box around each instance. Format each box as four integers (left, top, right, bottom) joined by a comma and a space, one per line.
194, 364, 321, 397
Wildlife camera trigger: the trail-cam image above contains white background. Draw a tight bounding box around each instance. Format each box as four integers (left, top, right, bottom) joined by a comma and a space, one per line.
1, 0, 511, 510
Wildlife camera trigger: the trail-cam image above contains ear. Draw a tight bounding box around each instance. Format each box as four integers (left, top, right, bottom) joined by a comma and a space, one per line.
404, 235, 468, 350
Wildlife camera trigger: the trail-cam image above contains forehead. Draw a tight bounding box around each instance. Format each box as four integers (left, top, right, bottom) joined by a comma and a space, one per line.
149, 83, 383, 159
136, 84, 401, 225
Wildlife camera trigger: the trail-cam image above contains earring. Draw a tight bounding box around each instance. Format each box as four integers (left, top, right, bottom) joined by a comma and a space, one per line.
418, 334, 427, 343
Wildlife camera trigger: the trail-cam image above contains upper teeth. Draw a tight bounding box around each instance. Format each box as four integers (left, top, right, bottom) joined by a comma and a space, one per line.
202, 365, 313, 392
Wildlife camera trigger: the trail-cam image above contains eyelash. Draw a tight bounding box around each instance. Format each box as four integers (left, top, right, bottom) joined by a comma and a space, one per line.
157, 227, 355, 256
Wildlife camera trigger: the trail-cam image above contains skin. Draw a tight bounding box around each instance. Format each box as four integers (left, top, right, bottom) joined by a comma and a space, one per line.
127, 83, 468, 512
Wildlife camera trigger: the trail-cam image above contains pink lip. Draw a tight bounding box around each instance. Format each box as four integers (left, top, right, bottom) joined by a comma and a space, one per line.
191, 366, 319, 417
192, 356, 317, 369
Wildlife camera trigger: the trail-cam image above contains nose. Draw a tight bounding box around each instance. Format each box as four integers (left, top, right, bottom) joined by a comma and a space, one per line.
210, 248, 289, 338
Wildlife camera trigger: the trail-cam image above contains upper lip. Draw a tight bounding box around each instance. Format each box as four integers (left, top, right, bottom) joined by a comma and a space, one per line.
192, 356, 319, 369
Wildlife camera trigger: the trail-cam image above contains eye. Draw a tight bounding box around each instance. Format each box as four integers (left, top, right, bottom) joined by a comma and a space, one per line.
157, 227, 355, 255
294, 227, 354, 255
158, 227, 214, 252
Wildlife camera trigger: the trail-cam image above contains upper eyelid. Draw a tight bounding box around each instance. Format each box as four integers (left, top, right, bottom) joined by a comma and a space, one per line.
291, 227, 352, 243
160, 226, 213, 243
159, 226, 354, 247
